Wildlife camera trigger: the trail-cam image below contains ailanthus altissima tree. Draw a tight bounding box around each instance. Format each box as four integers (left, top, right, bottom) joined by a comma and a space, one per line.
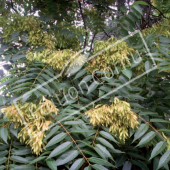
1, 0, 170, 169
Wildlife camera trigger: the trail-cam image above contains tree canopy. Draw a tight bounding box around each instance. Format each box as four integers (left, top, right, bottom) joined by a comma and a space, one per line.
1, 0, 170, 169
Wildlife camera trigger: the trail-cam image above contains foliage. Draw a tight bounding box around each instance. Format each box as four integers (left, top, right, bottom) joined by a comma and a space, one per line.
85, 97, 139, 143
0, 0, 170, 170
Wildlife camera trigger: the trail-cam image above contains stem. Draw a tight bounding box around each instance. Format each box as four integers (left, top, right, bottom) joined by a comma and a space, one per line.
90, 32, 96, 52
30, 65, 47, 90
10, 0, 19, 13
50, 115, 91, 166
78, 0, 88, 49
147, 1, 169, 19
138, 116, 166, 141
92, 126, 100, 146
6, 139, 12, 170
101, 28, 111, 38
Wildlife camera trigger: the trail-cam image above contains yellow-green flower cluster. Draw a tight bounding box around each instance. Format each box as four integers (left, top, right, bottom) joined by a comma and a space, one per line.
1, 97, 58, 155
86, 37, 134, 72
0, 14, 82, 51
27, 49, 87, 73
0, 14, 55, 49
85, 97, 139, 143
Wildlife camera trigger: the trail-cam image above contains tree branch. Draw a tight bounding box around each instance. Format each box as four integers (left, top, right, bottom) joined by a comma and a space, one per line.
50, 115, 91, 166
147, 1, 169, 19
92, 126, 100, 146
78, 1, 88, 49
10, 0, 18, 14
138, 115, 166, 141
90, 32, 96, 52
101, 28, 111, 38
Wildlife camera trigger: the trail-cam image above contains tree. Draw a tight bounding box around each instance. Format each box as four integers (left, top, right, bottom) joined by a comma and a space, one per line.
0, 0, 170, 169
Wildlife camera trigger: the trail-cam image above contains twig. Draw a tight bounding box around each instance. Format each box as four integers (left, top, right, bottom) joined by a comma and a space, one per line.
138, 115, 166, 141
92, 126, 100, 146
10, 0, 18, 13
90, 33, 96, 52
30, 65, 47, 90
50, 115, 91, 166
147, 1, 169, 19
101, 28, 111, 38
78, 1, 88, 49
6, 139, 12, 170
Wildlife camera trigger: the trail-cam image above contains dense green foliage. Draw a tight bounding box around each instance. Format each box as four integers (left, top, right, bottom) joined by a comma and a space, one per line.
0, 0, 170, 169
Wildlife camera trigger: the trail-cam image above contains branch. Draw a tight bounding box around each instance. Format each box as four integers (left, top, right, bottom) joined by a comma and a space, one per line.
101, 28, 111, 38
78, 1, 88, 49
30, 65, 47, 90
10, 0, 19, 14
50, 115, 91, 166
6, 139, 12, 170
92, 126, 100, 146
90, 32, 96, 52
138, 115, 166, 141
147, 1, 169, 19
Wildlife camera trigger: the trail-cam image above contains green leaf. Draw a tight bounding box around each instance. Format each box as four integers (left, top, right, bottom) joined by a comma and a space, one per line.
88, 157, 115, 167
94, 146, 107, 160
122, 161, 132, 170
44, 126, 61, 141
150, 119, 170, 124
29, 156, 46, 164
150, 141, 167, 160
0, 150, 8, 157
99, 131, 119, 144
145, 60, 152, 72
0, 165, 5, 170
136, 131, 156, 147
97, 137, 123, 153
92, 164, 108, 170
22, 91, 33, 102
0, 157, 7, 165
133, 124, 149, 142
132, 4, 143, 15
48, 141, 73, 158
96, 137, 114, 150
10, 156, 29, 164
64, 120, 84, 125
70, 158, 85, 170
74, 69, 87, 79
127, 152, 147, 161
56, 150, 79, 166
131, 160, 149, 170
0, 127, 8, 144
46, 159, 57, 170
13, 165, 35, 170
122, 68, 132, 79
95, 144, 114, 161
70, 129, 96, 134
35, 85, 50, 95
87, 82, 98, 95
45, 132, 67, 148
157, 150, 170, 170
153, 157, 159, 170
11, 148, 31, 156
133, 1, 149, 6
80, 75, 92, 84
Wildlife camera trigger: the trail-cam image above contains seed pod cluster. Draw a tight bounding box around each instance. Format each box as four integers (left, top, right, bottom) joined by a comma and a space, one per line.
86, 37, 134, 73
1, 97, 58, 155
85, 97, 139, 143
0, 14, 55, 49
27, 49, 87, 73
0, 14, 82, 51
